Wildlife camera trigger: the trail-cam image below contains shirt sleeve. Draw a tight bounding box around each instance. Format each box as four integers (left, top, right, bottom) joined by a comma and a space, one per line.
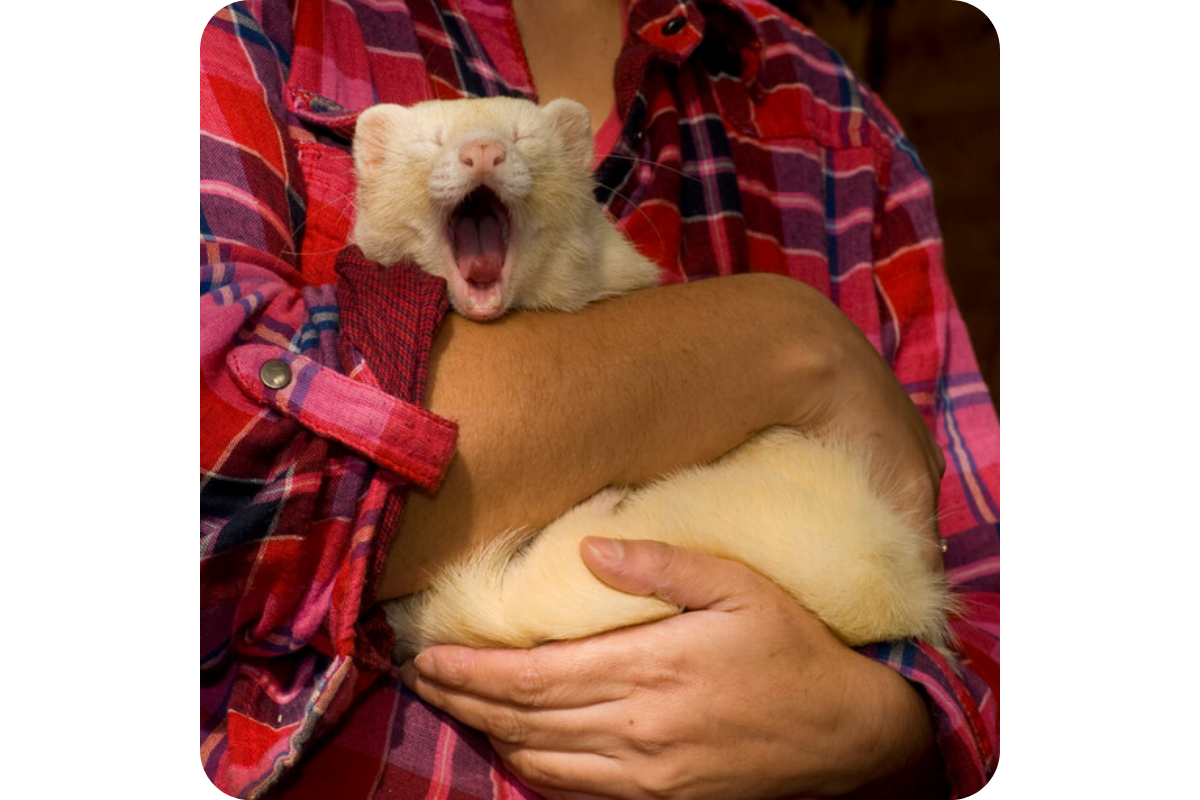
858, 125, 1001, 798
200, 3, 456, 795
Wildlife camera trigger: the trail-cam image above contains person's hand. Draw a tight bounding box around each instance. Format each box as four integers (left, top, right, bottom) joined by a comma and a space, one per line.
400, 538, 947, 799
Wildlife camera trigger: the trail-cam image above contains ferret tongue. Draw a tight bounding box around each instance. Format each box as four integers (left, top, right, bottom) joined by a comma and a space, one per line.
454, 213, 504, 283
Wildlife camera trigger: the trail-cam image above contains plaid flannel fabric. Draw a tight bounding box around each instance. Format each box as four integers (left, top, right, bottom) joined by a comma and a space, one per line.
200, 1, 999, 796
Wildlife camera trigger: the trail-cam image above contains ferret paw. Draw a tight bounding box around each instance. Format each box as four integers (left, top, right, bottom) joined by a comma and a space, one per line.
574, 486, 632, 515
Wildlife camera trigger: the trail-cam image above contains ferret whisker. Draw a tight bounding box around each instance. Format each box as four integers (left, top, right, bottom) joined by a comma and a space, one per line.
600, 183, 666, 254
280, 244, 356, 259
600, 154, 702, 184
283, 188, 358, 247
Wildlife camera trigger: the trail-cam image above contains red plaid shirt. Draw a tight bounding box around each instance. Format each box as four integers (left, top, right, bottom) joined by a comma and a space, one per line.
200, 1, 1000, 797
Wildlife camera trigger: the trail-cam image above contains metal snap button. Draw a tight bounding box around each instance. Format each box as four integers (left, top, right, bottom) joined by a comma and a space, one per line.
661, 15, 687, 37
260, 359, 292, 390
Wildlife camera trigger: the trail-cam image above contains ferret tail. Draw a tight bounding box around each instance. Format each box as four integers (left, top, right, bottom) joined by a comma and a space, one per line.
384, 527, 532, 660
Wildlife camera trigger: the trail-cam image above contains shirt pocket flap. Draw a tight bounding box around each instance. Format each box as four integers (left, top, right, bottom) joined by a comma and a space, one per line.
228, 344, 457, 492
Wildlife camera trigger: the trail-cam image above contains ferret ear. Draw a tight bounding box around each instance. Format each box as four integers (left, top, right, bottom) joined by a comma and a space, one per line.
543, 98, 594, 170
354, 104, 409, 181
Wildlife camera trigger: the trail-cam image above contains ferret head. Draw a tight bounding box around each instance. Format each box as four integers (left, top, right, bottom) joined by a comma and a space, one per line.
352, 96, 600, 321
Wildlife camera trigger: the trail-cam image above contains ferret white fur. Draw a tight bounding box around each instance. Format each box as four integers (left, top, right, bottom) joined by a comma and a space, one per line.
352, 97, 954, 659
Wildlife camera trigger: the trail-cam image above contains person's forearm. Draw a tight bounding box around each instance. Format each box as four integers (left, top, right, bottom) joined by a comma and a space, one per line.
379, 273, 832, 598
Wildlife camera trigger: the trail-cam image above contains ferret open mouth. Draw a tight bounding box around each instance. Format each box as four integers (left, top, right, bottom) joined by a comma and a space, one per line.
446, 186, 512, 320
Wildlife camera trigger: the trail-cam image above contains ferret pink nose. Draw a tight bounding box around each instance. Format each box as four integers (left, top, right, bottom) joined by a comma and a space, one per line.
459, 138, 506, 173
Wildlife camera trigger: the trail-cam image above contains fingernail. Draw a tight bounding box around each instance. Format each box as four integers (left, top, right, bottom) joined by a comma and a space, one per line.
398, 659, 417, 686
585, 536, 625, 562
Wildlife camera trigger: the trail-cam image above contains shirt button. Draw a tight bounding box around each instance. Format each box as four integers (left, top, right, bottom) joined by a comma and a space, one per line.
260, 359, 292, 390
661, 15, 687, 36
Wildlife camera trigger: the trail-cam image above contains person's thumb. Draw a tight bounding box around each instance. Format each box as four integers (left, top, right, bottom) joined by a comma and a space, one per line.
579, 537, 760, 611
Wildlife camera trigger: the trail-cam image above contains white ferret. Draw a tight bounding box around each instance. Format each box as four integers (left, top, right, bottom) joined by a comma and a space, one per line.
352, 96, 954, 659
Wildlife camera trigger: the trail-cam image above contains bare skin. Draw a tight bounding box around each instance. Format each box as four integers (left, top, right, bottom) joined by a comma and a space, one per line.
380, 274, 839, 599
511, 0, 623, 132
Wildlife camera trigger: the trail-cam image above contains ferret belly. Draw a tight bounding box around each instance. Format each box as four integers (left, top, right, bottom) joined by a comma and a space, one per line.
386, 428, 952, 658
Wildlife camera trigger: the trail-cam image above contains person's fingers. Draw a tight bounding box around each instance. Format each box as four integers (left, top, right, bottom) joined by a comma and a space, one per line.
402, 635, 650, 709
580, 536, 765, 611
488, 742, 629, 798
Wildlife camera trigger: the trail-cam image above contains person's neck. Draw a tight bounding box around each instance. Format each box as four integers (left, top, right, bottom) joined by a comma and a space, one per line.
510, 0, 624, 134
